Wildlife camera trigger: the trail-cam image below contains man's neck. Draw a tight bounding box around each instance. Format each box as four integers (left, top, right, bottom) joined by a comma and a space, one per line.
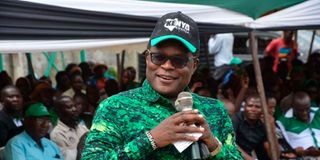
25, 131, 43, 150
244, 117, 259, 126
3, 108, 21, 118
61, 119, 78, 129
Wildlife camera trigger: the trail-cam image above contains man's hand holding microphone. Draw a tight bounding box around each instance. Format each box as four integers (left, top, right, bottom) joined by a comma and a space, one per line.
147, 92, 222, 159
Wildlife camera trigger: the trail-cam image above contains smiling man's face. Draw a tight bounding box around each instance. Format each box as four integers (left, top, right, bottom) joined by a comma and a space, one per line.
145, 39, 198, 98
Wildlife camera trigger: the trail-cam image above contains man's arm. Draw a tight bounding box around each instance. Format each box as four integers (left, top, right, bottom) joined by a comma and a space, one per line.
237, 145, 254, 160
50, 130, 76, 159
4, 140, 26, 160
0, 123, 9, 147
208, 36, 222, 55
81, 100, 155, 160
210, 101, 244, 159
265, 39, 276, 56
262, 115, 280, 159
234, 75, 249, 112
83, 98, 208, 159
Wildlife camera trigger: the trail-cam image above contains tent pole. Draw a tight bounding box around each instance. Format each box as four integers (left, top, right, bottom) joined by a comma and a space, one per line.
249, 31, 278, 160
203, 35, 210, 67
308, 30, 316, 55
0, 53, 3, 72
119, 50, 126, 88
25, 53, 35, 77
117, 53, 121, 82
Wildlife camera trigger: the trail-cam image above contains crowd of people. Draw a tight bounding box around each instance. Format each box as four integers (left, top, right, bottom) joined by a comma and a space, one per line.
200, 30, 320, 159
0, 11, 319, 160
0, 62, 139, 160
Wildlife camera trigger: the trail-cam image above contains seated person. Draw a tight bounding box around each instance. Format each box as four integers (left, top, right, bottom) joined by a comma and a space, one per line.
62, 73, 86, 98
4, 103, 62, 160
0, 86, 24, 147
277, 91, 320, 158
50, 96, 88, 160
232, 91, 270, 160
265, 93, 294, 159
221, 98, 236, 118
120, 66, 140, 91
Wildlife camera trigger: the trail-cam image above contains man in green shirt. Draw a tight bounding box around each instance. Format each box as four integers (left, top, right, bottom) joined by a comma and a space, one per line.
82, 11, 242, 160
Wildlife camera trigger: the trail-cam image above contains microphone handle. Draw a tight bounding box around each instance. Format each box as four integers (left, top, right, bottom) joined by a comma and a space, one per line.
191, 141, 210, 160
200, 141, 210, 159
191, 141, 201, 160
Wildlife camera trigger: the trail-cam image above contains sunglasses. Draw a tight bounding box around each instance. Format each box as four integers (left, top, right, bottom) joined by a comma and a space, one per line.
145, 49, 197, 68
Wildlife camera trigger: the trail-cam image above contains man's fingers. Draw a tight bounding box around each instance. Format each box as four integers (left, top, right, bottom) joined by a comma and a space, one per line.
173, 133, 199, 142
173, 112, 205, 125
171, 109, 198, 119
174, 125, 204, 133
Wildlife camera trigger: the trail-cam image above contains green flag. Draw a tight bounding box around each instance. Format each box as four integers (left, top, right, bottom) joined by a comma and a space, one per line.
80, 49, 86, 62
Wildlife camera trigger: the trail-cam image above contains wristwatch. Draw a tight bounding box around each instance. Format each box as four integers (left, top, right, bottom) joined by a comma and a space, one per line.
211, 137, 222, 156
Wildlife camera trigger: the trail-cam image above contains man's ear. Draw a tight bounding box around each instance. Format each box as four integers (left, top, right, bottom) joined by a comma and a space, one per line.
144, 51, 149, 65
192, 58, 199, 73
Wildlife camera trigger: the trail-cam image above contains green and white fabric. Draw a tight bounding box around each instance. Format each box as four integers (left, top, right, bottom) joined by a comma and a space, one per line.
276, 107, 320, 150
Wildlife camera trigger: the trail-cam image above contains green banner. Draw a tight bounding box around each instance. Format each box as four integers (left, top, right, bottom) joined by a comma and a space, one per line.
43, 52, 57, 77
80, 49, 86, 62
43, 52, 59, 73
60, 51, 66, 70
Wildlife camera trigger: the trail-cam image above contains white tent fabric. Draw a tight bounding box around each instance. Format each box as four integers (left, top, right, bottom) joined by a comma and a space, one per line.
1, 0, 319, 53
250, 0, 320, 29
21, 0, 320, 29
21, 0, 253, 25
0, 38, 149, 53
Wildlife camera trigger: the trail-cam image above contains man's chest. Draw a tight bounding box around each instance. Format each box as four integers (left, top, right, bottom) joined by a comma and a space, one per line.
237, 123, 266, 144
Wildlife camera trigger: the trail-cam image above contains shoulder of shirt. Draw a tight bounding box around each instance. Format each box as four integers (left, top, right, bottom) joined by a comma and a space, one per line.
41, 137, 59, 148
233, 111, 243, 119
6, 132, 28, 145
192, 93, 221, 103
50, 121, 69, 135
191, 93, 224, 109
99, 87, 144, 105
0, 110, 10, 121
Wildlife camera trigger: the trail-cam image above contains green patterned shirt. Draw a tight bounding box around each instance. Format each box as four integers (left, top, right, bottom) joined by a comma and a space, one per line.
82, 80, 242, 160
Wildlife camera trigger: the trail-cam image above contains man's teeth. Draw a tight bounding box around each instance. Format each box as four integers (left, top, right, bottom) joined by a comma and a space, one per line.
160, 75, 173, 80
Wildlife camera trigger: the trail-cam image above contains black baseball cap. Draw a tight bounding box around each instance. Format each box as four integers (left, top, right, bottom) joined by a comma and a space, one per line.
150, 11, 199, 54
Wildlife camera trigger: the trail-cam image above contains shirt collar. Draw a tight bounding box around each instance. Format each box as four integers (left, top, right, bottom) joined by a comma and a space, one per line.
140, 80, 191, 104
57, 120, 76, 132
23, 131, 48, 148
285, 107, 319, 123
240, 112, 263, 126
140, 80, 160, 102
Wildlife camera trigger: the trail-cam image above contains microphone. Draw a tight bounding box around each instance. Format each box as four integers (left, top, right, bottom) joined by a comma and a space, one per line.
174, 92, 193, 112
174, 92, 210, 160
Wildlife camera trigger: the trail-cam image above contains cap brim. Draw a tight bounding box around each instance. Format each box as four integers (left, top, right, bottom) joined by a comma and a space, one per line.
27, 114, 51, 117
25, 112, 51, 117
151, 35, 197, 54
230, 58, 242, 65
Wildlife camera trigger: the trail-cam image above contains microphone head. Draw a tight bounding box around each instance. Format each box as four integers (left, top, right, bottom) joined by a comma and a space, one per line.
175, 92, 193, 111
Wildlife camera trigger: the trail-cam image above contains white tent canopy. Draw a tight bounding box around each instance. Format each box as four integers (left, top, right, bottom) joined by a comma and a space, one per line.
249, 0, 320, 29
1, 0, 320, 53
22, 0, 320, 29
21, 0, 254, 25
0, 38, 149, 53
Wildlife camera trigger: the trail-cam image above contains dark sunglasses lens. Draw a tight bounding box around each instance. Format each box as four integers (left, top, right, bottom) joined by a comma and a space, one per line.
151, 53, 167, 65
150, 52, 190, 68
171, 57, 188, 68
